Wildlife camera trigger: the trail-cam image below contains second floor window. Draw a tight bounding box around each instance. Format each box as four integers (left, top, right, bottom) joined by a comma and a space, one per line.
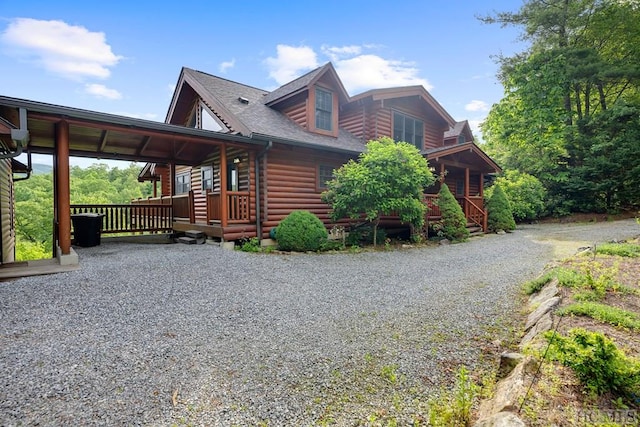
393, 111, 424, 149
175, 172, 191, 194
315, 87, 333, 131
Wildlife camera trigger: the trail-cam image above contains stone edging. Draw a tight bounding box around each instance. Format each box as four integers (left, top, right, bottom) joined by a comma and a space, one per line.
473, 278, 561, 427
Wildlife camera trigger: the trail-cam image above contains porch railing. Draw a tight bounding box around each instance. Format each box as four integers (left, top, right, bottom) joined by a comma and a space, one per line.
70, 204, 173, 234
206, 191, 251, 224
423, 194, 487, 231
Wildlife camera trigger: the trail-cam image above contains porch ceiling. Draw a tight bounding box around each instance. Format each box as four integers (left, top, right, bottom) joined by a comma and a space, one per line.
0, 96, 265, 166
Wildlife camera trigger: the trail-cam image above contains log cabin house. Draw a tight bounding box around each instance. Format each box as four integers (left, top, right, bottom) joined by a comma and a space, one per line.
0, 61, 499, 276
137, 63, 500, 241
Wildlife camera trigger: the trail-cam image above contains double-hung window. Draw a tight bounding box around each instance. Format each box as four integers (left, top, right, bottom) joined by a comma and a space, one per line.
318, 165, 335, 190
315, 87, 333, 131
393, 111, 424, 149
175, 172, 191, 194
201, 166, 213, 193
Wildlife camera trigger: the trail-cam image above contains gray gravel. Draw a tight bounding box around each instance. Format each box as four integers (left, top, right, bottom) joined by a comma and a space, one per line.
1, 219, 638, 426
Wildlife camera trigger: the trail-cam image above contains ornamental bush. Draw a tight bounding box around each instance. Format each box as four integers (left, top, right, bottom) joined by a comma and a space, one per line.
486, 184, 516, 232
435, 184, 469, 241
485, 170, 547, 222
275, 210, 328, 252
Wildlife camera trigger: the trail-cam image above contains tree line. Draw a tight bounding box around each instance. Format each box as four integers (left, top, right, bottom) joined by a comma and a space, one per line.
15, 163, 153, 260
480, 0, 640, 215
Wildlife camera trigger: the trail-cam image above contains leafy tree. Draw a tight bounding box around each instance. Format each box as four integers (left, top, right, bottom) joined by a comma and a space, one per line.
322, 137, 435, 245
480, 0, 640, 214
435, 184, 469, 241
487, 184, 516, 232
486, 170, 547, 222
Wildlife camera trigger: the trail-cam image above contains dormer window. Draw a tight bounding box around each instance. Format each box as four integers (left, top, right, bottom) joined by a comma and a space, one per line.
315, 87, 333, 131
393, 111, 424, 149
458, 134, 465, 145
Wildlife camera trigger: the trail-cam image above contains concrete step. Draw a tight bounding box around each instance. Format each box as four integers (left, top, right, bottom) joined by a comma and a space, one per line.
185, 230, 205, 239
178, 236, 198, 245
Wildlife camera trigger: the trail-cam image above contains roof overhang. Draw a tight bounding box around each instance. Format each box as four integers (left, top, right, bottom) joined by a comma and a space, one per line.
425, 142, 501, 174
0, 96, 267, 166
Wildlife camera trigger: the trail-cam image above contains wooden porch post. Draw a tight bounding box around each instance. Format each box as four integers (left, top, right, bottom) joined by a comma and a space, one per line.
220, 144, 228, 228
439, 164, 445, 183
464, 167, 471, 220
479, 173, 485, 199
56, 121, 71, 255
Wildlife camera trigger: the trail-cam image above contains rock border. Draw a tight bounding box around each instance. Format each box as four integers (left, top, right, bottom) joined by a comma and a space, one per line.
473, 278, 561, 426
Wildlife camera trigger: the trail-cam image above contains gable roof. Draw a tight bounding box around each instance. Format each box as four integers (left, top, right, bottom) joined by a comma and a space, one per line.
348, 86, 457, 127
444, 120, 474, 142
263, 63, 349, 106
170, 67, 365, 154
425, 142, 501, 174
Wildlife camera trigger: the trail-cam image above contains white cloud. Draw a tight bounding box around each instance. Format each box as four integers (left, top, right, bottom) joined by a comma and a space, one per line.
219, 58, 235, 73
84, 83, 122, 100
264, 44, 318, 85
465, 100, 489, 112
265, 43, 432, 94
1, 18, 122, 80
334, 54, 432, 93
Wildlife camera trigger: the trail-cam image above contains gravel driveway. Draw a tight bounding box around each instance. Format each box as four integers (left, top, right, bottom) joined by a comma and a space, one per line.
1, 219, 638, 426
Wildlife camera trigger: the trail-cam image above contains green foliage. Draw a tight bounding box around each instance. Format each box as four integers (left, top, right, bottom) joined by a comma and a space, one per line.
596, 242, 640, 258
486, 184, 516, 232
546, 328, 640, 397
434, 184, 469, 241
480, 1, 640, 214
344, 224, 386, 247
486, 170, 547, 221
428, 366, 478, 427
275, 210, 328, 252
322, 137, 435, 245
15, 162, 152, 261
523, 270, 556, 295
558, 302, 640, 331
237, 237, 261, 253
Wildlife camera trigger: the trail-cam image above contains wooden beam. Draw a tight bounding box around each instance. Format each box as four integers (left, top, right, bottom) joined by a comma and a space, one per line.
220, 144, 228, 228
55, 121, 71, 255
98, 130, 109, 152
465, 167, 470, 198
136, 135, 151, 156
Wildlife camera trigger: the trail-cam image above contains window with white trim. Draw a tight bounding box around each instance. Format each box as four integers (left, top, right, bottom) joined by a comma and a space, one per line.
393, 111, 424, 149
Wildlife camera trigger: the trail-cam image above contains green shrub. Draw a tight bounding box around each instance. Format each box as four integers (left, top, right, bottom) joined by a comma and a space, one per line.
238, 237, 261, 253
523, 270, 556, 295
435, 184, 469, 241
596, 242, 640, 257
485, 170, 547, 222
276, 210, 328, 252
546, 328, 640, 397
558, 302, 640, 330
428, 366, 478, 426
486, 184, 516, 232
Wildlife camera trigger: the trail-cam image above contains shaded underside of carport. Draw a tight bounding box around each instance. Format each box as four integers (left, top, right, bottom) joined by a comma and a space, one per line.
0, 95, 266, 261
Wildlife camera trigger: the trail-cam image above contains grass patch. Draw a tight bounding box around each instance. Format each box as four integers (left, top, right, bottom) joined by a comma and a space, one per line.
523, 270, 556, 295
558, 302, 640, 331
595, 242, 640, 258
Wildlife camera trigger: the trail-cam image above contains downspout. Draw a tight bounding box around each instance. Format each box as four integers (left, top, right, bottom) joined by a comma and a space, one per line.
254, 140, 272, 240
13, 149, 32, 182
1, 107, 29, 160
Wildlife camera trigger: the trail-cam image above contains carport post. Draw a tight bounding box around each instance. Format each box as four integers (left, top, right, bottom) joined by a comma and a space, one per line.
55, 120, 71, 255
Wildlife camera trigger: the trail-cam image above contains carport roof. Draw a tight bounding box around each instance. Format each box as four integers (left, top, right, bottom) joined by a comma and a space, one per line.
0, 96, 267, 166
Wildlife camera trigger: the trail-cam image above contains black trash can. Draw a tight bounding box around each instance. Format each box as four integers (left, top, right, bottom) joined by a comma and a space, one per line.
71, 213, 105, 247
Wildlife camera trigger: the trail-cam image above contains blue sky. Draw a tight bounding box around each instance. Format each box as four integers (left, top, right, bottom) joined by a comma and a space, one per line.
0, 0, 527, 167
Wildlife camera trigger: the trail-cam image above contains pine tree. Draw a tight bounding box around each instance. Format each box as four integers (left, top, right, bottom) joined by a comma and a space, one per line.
436, 184, 469, 241
487, 184, 516, 232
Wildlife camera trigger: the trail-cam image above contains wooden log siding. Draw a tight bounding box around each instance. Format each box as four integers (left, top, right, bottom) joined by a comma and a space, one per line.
283, 101, 307, 128
261, 147, 352, 235
70, 203, 173, 234
0, 159, 15, 263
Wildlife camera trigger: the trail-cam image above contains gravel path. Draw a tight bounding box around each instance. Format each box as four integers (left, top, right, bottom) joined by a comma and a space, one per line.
1, 219, 638, 426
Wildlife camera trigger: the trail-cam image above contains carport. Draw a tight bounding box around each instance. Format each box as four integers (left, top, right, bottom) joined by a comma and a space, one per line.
0, 96, 264, 273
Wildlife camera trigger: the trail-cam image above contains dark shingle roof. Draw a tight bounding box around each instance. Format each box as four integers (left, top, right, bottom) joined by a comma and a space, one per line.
444, 121, 468, 139
262, 65, 328, 105
184, 67, 366, 154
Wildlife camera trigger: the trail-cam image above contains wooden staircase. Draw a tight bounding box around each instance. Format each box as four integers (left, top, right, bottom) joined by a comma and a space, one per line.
466, 222, 484, 237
